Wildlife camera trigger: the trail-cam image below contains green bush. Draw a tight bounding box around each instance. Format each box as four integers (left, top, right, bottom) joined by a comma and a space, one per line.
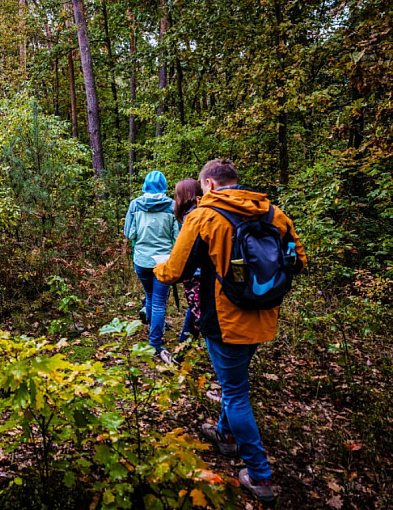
0, 321, 236, 509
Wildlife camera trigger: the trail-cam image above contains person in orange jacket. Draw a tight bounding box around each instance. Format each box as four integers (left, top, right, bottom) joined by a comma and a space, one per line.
154, 159, 306, 502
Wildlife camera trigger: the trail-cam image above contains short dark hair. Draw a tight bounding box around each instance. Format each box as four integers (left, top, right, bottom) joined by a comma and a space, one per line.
199, 158, 239, 186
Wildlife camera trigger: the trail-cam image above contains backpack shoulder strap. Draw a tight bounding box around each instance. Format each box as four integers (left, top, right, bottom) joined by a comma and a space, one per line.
209, 206, 241, 226
265, 204, 274, 223
208, 205, 274, 226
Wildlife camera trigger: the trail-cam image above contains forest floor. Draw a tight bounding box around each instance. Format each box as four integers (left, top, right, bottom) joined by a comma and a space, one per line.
117, 294, 392, 510
0, 252, 392, 510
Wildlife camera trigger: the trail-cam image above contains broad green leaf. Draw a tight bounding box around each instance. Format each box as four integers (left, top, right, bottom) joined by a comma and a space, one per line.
103, 489, 115, 505
99, 412, 124, 431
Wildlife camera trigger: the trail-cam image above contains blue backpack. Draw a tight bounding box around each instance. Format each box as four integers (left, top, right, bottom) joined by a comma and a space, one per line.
210, 205, 297, 310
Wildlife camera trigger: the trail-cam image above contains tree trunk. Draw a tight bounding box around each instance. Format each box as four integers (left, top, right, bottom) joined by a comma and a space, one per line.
66, 5, 78, 137
176, 56, 185, 125
68, 49, 78, 137
155, 0, 168, 137
274, 0, 289, 185
278, 110, 289, 184
102, 0, 121, 147
54, 57, 60, 116
43, 23, 60, 117
19, 0, 27, 76
72, 0, 105, 176
128, 12, 137, 181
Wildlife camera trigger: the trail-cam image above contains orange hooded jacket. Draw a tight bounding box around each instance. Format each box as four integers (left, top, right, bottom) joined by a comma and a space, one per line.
154, 188, 307, 344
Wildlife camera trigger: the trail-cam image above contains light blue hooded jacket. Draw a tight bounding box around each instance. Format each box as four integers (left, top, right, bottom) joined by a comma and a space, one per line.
124, 171, 179, 268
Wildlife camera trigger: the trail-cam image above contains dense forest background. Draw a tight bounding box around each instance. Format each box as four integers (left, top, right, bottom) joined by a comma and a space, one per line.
0, 0, 392, 509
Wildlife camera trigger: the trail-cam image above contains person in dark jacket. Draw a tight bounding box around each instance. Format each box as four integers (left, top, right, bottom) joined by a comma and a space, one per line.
154, 159, 306, 502
124, 171, 179, 359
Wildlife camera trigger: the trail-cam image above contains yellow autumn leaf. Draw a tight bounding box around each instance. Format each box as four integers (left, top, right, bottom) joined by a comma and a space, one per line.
190, 489, 208, 507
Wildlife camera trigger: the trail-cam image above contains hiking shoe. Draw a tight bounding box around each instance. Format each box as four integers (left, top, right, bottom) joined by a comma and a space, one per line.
239, 468, 275, 503
159, 349, 179, 365
201, 423, 238, 457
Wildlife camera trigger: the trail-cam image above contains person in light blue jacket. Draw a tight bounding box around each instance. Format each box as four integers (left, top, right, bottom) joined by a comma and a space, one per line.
124, 171, 179, 357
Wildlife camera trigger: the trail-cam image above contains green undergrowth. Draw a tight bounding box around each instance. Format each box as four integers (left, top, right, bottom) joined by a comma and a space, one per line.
0, 257, 391, 509
0, 321, 238, 510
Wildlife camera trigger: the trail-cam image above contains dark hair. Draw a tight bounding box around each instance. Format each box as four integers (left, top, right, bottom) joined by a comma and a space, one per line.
199, 158, 239, 185
174, 179, 202, 222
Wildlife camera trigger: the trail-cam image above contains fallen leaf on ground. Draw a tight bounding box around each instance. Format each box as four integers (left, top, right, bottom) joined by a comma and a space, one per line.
327, 494, 343, 509
343, 441, 363, 451
327, 480, 342, 493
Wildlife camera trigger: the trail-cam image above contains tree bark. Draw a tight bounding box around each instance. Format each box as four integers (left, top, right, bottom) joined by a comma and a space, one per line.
176, 56, 185, 125
273, 0, 289, 185
155, 0, 168, 137
68, 49, 78, 137
128, 9, 137, 181
278, 110, 289, 184
19, 0, 27, 76
43, 23, 60, 116
66, 5, 78, 137
72, 0, 105, 176
102, 0, 121, 147
54, 57, 60, 116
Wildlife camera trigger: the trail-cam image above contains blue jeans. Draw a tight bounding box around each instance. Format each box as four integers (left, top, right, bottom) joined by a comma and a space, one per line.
205, 338, 272, 482
134, 264, 170, 352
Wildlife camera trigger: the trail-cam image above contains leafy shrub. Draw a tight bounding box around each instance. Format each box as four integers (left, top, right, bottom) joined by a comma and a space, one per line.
0, 93, 94, 244
0, 322, 236, 509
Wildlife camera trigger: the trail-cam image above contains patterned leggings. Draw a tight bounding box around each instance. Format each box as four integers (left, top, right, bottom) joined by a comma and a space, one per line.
182, 275, 201, 336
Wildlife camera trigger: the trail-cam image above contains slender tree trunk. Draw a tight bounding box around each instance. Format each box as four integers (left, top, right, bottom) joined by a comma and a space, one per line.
155, 0, 168, 137
128, 10, 137, 181
19, 0, 27, 76
54, 57, 60, 116
72, 0, 105, 176
66, 6, 78, 137
274, 0, 289, 185
68, 49, 78, 137
176, 56, 185, 125
278, 110, 288, 184
43, 24, 60, 116
102, 0, 121, 146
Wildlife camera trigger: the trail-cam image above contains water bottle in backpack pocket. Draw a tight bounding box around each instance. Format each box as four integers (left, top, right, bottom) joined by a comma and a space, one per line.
230, 258, 246, 283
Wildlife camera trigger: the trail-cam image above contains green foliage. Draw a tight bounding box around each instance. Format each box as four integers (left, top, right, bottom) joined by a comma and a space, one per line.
0, 93, 93, 243
280, 158, 355, 280
0, 181, 20, 232
0, 330, 105, 487
280, 154, 392, 280
99, 316, 142, 337
0, 1, 391, 506
46, 275, 82, 336
0, 321, 235, 509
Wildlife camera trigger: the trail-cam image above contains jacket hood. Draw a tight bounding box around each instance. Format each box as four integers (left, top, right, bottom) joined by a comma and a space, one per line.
199, 188, 270, 217
142, 171, 167, 193
134, 194, 174, 212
